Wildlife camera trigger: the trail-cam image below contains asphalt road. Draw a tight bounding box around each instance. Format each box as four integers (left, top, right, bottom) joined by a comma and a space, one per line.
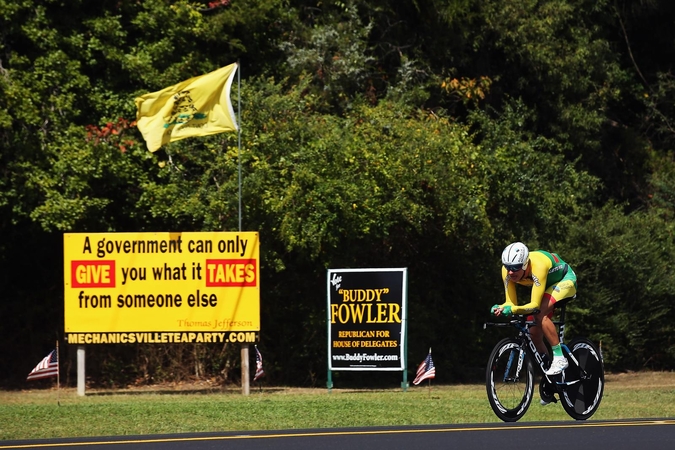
2, 419, 674, 450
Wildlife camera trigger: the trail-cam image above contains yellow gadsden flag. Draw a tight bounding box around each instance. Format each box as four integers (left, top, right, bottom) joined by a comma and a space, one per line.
135, 63, 239, 152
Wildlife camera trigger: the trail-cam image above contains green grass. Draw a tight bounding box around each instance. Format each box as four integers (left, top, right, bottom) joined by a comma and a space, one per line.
1, 372, 675, 441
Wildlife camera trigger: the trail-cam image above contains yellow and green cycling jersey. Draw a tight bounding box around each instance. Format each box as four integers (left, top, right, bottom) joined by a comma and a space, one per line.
501, 250, 577, 315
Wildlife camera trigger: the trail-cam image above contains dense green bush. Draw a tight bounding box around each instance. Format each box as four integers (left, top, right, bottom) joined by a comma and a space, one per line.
3, 0, 675, 388
563, 204, 675, 370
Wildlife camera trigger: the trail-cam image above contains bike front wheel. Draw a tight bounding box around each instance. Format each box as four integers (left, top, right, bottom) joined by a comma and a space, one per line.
486, 338, 534, 422
559, 337, 604, 420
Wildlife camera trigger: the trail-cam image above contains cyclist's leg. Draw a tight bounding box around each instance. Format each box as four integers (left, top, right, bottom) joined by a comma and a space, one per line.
542, 278, 577, 375
539, 278, 577, 347
531, 295, 557, 352
532, 297, 557, 402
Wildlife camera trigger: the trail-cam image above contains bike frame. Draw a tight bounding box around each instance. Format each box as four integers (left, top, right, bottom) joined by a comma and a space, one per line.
487, 300, 588, 387
485, 296, 604, 422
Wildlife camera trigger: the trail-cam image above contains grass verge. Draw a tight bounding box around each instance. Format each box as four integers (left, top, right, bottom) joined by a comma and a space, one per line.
1, 372, 674, 441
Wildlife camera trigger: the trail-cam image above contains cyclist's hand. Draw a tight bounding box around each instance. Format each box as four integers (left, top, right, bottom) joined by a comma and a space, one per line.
491, 305, 513, 317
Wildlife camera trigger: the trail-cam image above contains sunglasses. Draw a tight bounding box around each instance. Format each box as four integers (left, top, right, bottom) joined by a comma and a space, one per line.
505, 264, 523, 272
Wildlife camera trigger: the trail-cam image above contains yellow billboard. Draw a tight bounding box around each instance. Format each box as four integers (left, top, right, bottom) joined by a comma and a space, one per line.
64, 232, 260, 344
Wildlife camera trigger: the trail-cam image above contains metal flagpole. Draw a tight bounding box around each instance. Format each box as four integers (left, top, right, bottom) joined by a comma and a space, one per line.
237, 61, 242, 232
236, 61, 250, 395
56, 340, 61, 406
427, 347, 431, 398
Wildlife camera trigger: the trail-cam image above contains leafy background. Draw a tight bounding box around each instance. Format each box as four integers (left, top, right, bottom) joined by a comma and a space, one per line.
2, 0, 675, 388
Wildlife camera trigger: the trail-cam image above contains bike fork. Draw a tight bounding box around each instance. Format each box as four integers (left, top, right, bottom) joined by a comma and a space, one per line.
504, 347, 525, 382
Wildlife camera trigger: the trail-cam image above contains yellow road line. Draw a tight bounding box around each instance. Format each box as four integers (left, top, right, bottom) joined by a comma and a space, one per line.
2, 419, 675, 449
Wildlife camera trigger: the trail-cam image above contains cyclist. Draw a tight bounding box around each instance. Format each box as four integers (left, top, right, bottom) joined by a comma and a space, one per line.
491, 242, 577, 377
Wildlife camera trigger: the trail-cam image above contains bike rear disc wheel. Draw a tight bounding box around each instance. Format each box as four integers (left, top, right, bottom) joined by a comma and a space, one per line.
559, 337, 604, 420
486, 338, 534, 422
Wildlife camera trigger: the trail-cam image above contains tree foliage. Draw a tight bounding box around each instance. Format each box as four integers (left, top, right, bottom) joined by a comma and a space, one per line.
564, 204, 675, 369
2, 0, 675, 387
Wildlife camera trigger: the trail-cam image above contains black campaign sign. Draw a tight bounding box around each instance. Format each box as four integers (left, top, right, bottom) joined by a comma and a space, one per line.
327, 268, 407, 371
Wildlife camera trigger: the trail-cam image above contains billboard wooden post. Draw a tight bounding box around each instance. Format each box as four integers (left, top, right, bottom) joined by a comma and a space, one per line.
77, 345, 85, 396
241, 344, 250, 395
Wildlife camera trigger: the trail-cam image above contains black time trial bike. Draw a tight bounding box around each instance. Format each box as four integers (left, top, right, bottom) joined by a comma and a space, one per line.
483, 297, 604, 422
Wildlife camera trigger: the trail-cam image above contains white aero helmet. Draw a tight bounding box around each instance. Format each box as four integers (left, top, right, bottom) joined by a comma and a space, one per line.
502, 242, 529, 272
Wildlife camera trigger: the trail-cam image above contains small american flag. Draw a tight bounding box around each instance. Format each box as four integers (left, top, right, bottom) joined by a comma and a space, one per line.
253, 345, 264, 382
27, 349, 58, 381
413, 349, 435, 385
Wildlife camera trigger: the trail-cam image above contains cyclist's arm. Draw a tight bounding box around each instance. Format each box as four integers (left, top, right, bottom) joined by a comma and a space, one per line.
501, 266, 518, 308
492, 268, 519, 316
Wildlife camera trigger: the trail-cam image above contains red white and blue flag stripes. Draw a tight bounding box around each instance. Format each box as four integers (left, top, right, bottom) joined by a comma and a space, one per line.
27, 349, 58, 381
253, 345, 264, 382
413, 349, 436, 385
